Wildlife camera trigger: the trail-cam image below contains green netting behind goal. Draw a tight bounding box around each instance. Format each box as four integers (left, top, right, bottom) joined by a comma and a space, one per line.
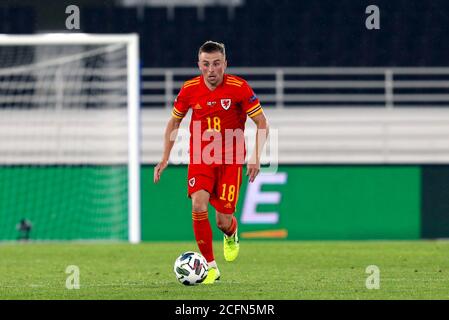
0, 35, 140, 242
0, 166, 128, 241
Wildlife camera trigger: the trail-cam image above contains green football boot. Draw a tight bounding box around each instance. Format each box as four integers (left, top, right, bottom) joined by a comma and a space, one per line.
223, 230, 239, 262
203, 267, 220, 284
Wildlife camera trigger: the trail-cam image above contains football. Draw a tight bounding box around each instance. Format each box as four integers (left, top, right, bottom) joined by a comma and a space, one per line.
173, 251, 208, 285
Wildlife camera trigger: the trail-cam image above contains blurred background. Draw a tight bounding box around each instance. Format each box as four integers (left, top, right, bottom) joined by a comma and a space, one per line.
4, 0, 449, 66
1, 0, 449, 242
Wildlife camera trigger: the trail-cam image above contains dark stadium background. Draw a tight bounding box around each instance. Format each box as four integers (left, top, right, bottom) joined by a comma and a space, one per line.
3, 0, 449, 67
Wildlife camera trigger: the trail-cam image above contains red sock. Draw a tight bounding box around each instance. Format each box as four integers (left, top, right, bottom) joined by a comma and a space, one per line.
225, 216, 237, 237
192, 211, 214, 262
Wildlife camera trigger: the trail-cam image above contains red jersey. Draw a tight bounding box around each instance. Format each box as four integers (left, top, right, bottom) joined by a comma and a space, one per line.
172, 74, 262, 165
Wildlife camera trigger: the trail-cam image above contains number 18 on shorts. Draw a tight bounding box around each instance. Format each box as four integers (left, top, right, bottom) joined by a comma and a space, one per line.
187, 164, 243, 214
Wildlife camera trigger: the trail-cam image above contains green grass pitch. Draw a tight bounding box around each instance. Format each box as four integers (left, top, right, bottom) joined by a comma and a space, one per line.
0, 240, 448, 299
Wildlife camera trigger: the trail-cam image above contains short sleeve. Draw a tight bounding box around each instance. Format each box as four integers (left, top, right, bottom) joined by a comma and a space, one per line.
172, 86, 190, 119
241, 82, 263, 118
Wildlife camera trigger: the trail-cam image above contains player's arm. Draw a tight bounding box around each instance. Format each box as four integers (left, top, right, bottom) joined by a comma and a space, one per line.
154, 83, 189, 184
247, 111, 269, 183
153, 115, 183, 184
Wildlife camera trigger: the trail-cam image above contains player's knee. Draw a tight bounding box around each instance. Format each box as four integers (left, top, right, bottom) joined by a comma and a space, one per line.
192, 198, 208, 213
191, 191, 209, 213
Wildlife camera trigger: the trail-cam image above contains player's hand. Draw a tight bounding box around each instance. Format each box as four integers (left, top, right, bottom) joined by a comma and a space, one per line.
246, 161, 260, 183
154, 161, 168, 184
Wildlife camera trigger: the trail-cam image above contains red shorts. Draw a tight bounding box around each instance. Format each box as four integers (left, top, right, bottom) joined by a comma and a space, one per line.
187, 164, 243, 214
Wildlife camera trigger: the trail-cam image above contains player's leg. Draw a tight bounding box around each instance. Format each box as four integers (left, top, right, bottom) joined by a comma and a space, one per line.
210, 164, 242, 262
216, 211, 234, 233
191, 190, 221, 284
188, 164, 220, 284
216, 210, 239, 262
191, 189, 213, 261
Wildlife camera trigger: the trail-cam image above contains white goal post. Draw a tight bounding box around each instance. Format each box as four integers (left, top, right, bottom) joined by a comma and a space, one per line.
0, 33, 141, 243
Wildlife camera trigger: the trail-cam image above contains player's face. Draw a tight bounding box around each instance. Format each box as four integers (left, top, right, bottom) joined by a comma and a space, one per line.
198, 51, 227, 88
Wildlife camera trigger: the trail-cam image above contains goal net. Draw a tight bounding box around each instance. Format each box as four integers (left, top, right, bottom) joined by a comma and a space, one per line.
0, 34, 140, 242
